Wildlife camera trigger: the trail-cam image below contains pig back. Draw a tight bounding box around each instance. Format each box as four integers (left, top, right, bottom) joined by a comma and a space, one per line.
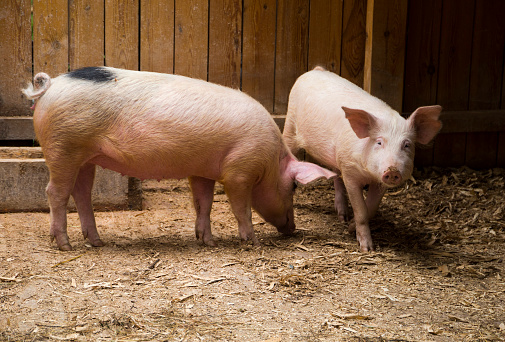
33, 67, 282, 180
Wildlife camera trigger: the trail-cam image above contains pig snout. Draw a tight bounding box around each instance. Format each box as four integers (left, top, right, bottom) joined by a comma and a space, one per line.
274, 210, 296, 235
382, 167, 402, 186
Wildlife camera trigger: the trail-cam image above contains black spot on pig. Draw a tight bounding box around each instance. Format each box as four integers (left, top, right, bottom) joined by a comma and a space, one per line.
67, 67, 116, 83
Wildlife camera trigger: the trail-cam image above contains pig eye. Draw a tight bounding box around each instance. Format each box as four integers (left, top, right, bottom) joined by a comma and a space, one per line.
403, 140, 411, 149
376, 138, 384, 146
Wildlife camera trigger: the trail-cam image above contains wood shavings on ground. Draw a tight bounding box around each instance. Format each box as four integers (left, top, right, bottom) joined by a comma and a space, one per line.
0, 167, 504, 341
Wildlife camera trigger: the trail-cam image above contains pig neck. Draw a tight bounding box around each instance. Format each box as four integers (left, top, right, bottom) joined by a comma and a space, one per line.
337, 135, 378, 187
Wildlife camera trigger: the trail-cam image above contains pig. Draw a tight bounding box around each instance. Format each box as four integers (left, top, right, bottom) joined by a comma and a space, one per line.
23, 66, 336, 251
283, 67, 442, 252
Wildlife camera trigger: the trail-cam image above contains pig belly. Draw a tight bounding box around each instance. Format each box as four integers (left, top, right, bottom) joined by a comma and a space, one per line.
88, 154, 220, 181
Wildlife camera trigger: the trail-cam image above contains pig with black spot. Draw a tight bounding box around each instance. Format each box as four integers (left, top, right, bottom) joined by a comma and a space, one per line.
283, 66, 442, 252
23, 67, 336, 251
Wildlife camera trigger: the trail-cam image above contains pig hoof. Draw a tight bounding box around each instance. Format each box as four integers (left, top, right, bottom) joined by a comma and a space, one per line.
59, 243, 73, 251
359, 242, 375, 253
203, 238, 217, 247
88, 238, 105, 247
347, 221, 356, 233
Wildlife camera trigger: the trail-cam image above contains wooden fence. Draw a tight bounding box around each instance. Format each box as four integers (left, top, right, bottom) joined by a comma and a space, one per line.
1, 0, 505, 168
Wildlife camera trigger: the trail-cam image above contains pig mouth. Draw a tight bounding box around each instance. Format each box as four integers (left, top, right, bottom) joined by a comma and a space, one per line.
275, 213, 296, 235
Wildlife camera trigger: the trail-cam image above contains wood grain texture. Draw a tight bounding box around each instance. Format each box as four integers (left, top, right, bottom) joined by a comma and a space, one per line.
308, 0, 343, 73
33, 0, 69, 76
208, 0, 242, 88
105, 0, 139, 70
274, 0, 309, 113
174, 0, 208, 80
403, 0, 442, 111
403, 0, 443, 166
364, 0, 408, 112
0, 0, 32, 116
69, 0, 105, 69
140, 0, 174, 73
341, 0, 366, 87
242, 0, 276, 112
434, 0, 475, 167
466, 0, 505, 168
468, 0, 505, 110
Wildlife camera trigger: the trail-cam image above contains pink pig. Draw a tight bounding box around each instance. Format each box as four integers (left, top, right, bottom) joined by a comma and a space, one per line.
283, 67, 442, 252
23, 67, 336, 251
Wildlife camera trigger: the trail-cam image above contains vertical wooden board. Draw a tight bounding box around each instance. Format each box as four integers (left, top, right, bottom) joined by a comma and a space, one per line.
364, 0, 408, 112
414, 145, 434, 168
466, 1, 505, 168
403, 0, 442, 166
0, 0, 32, 116
436, 0, 474, 110
433, 133, 467, 167
497, 133, 505, 167
465, 133, 499, 169
69, 0, 105, 69
500, 47, 505, 167
33, 0, 69, 76
403, 0, 442, 112
341, 0, 366, 87
274, 0, 309, 114
242, 0, 276, 112
208, 0, 242, 88
174, 0, 208, 80
105, 0, 139, 70
434, 0, 475, 167
308, 0, 343, 73
468, 0, 505, 110
140, 0, 174, 73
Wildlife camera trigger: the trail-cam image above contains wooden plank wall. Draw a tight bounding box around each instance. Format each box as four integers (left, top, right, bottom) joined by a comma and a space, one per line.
404, 0, 505, 168
0, 0, 367, 117
1, 0, 504, 168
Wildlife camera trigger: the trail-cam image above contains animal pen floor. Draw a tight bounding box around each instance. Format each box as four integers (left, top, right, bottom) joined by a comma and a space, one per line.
1, 167, 504, 342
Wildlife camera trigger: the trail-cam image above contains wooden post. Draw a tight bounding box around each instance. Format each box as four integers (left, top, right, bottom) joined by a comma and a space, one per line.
69, 0, 105, 69
364, 0, 408, 112
0, 0, 32, 116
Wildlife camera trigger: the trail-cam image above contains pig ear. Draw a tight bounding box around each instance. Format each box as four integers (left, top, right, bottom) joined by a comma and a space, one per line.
342, 107, 378, 139
288, 160, 337, 185
408, 105, 443, 145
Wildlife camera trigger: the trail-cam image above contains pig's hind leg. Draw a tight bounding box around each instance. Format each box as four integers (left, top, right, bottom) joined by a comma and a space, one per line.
71, 163, 104, 247
45, 164, 79, 251
334, 176, 350, 221
189, 176, 217, 247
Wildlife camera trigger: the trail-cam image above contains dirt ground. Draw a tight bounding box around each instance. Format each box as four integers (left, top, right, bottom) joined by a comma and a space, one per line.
1, 166, 504, 341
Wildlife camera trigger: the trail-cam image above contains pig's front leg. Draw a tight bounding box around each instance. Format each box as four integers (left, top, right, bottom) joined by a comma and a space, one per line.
344, 178, 374, 252
365, 182, 385, 219
189, 176, 217, 247
334, 176, 350, 221
223, 178, 259, 245
71, 163, 104, 247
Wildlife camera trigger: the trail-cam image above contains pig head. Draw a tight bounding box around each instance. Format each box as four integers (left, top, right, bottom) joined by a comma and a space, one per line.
283, 67, 442, 252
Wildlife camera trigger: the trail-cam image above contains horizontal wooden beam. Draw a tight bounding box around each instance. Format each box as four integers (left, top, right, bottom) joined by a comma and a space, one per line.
1, 110, 505, 142
405, 110, 505, 133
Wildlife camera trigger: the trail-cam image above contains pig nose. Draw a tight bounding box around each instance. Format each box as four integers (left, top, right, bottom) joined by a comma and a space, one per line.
382, 168, 402, 186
